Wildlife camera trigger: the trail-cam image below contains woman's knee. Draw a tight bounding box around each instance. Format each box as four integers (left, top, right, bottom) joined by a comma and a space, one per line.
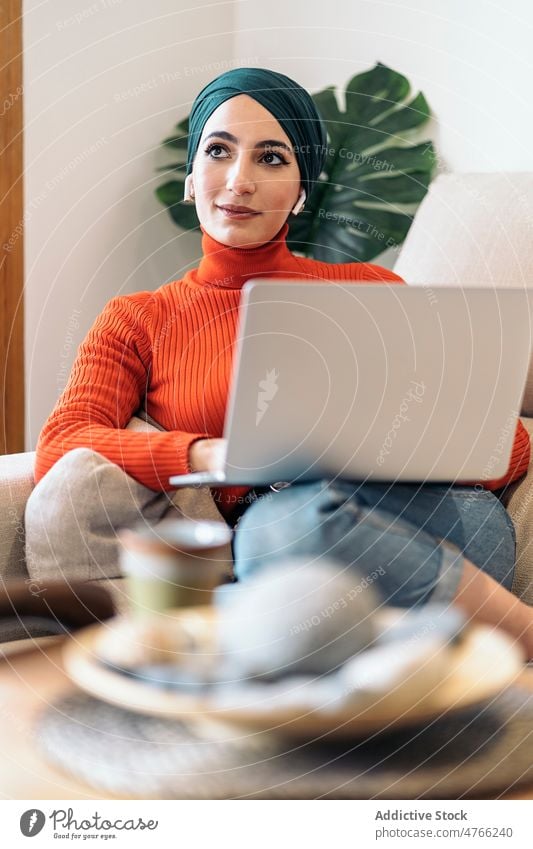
232, 478, 466, 607
232, 479, 329, 579
232, 479, 391, 582
455, 490, 516, 590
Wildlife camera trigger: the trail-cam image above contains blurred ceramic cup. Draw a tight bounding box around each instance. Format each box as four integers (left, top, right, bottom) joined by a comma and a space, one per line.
118, 519, 233, 615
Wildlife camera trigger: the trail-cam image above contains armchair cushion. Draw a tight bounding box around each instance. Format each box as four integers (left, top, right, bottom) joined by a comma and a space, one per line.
395, 172, 533, 415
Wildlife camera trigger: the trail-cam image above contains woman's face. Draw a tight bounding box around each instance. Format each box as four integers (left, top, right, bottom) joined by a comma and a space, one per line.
191, 94, 302, 248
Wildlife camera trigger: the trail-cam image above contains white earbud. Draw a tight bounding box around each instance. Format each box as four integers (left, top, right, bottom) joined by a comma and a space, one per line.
183, 174, 195, 203
291, 189, 306, 216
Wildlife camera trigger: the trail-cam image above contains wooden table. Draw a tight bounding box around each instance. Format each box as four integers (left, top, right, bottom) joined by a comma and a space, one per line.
0, 639, 108, 799
0, 637, 532, 800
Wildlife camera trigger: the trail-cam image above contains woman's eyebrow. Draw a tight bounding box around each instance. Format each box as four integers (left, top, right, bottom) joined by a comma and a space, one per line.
204, 130, 293, 155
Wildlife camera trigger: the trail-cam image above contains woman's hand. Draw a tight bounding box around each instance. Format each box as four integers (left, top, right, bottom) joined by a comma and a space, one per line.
188, 438, 228, 473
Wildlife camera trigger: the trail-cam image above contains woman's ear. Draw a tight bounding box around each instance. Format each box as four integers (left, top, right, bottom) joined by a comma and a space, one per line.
183, 174, 195, 203
291, 188, 306, 216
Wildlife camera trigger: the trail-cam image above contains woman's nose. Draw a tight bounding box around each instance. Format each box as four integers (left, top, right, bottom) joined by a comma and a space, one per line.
225, 155, 255, 194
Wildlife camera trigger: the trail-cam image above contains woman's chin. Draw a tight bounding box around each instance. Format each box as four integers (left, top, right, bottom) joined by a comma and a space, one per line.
209, 218, 274, 248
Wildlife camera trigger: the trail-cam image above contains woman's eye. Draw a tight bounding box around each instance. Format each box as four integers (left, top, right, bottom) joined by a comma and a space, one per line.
205, 144, 228, 158
262, 151, 286, 166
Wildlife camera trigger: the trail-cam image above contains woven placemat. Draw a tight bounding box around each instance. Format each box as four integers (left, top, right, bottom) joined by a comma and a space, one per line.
34, 686, 533, 799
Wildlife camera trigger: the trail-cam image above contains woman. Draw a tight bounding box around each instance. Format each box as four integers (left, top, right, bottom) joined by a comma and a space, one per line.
30, 67, 533, 656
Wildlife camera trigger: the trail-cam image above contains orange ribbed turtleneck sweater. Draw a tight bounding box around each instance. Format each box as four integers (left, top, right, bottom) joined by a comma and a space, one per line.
35, 221, 531, 520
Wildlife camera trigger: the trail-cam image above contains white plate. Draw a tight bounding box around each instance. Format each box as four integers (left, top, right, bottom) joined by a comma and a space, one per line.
62, 607, 524, 741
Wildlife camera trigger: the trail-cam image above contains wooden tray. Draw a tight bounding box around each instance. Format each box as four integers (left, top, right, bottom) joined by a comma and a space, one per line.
62, 607, 524, 741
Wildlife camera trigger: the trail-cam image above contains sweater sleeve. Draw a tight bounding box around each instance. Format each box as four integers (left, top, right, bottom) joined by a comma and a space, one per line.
34, 294, 211, 492
358, 264, 405, 284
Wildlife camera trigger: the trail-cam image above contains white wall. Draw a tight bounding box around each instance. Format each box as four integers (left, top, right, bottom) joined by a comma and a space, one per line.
234, 0, 533, 173
24, 0, 533, 447
23, 0, 249, 448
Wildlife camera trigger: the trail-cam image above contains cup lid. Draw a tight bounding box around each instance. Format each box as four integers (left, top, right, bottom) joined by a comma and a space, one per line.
119, 519, 232, 555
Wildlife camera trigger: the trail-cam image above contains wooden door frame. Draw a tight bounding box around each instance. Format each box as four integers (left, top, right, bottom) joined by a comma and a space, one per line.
0, 0, 24, 454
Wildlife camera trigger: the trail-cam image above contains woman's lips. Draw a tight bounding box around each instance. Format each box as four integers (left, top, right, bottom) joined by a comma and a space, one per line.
216, 205, 261, 220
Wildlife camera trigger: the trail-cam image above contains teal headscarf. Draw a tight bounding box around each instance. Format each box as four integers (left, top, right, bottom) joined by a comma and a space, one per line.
186, 67, 327, 200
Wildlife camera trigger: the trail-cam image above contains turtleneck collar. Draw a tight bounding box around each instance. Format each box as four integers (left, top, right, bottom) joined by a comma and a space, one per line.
195, 221, 295, 290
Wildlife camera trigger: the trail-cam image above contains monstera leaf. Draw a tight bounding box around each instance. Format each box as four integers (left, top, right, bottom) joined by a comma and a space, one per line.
155, 63, 436, 262
154, 116, 201, 231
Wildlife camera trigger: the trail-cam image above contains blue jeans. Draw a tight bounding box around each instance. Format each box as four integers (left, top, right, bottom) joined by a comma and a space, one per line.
231, 480, 516, 607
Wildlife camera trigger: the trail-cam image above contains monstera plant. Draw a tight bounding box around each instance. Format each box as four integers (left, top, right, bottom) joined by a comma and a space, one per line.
155, 62, 436, 262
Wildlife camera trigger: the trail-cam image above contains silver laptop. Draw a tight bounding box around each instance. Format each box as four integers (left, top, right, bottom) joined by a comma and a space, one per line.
169, 282, 532, 489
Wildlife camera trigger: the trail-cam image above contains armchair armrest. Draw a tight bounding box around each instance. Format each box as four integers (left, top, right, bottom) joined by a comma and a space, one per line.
0, 451, 36, 581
